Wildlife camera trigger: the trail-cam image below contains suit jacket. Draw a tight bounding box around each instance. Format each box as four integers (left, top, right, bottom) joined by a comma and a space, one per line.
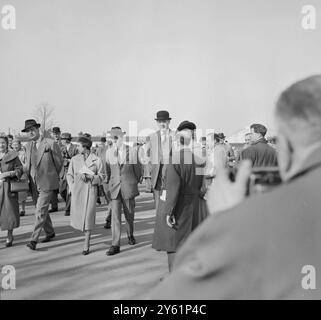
106, 144, 142, 200
241, 139, 278, 167
145, 129, 175, 189
151, 147, 321, 299
59, 143, 78, 191
25, 137, 63, 199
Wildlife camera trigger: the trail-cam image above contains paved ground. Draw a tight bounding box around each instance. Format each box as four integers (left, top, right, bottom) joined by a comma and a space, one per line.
0, 188, 168, 300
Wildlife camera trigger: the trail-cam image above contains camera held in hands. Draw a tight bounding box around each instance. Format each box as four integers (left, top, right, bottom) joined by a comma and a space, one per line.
229, 166, 282, 196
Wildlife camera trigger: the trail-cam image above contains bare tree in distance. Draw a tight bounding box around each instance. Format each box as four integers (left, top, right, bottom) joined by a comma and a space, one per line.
33, 102, 56, 137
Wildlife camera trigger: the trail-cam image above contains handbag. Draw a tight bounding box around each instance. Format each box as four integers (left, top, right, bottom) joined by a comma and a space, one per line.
10, 178, 30, 193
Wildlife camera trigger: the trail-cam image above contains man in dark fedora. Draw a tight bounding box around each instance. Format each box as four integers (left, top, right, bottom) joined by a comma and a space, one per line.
22, 119, 63, 250
142, 110, 175, 210
217, 132, 235, 168
105, 127, 142, 256
49, 126, 63, 212
60, 132, 78, 216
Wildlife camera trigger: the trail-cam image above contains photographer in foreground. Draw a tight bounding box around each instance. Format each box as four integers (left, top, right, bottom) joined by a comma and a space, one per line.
151, 75, 321, 299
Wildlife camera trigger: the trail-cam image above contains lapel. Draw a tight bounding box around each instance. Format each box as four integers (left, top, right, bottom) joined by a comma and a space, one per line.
2, 151, 18, 164
119, 145, 129, 167
36, 137, 47, 167
85, 153, 99, 172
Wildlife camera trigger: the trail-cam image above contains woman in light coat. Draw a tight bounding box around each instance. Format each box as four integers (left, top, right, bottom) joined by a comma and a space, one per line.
67, 136, 103, 255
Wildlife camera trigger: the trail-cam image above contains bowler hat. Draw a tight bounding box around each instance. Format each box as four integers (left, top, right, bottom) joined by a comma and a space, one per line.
155, 110, 171, 121
61, 132, 72, 140
177, 120, 196, 132
108, 127, 126, 137
21, 119, 41, 132
52, 127, 61, 134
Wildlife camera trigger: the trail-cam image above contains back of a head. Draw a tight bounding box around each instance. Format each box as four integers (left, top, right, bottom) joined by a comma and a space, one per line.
276, 75, 321, 146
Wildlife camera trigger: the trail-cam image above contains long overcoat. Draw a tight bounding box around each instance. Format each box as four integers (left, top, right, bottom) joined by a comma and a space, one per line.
67, 153, 103, 231
0, 152, 23, 231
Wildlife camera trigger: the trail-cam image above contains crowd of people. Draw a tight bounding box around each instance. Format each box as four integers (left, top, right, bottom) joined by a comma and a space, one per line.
0, 108, 277, 261
1, 74, 320, 299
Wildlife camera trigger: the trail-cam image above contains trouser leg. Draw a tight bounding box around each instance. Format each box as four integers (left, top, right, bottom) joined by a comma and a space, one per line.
167, 252, 176, 272
50, 189, 58, 209
111, 195, 122, 247
30, 190, 54, 242
121, 195, 135, 239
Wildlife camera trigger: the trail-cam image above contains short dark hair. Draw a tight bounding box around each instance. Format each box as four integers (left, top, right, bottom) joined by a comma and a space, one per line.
250, 124, 267, 137
0, 136, 9, 148
7, 134, 13, 139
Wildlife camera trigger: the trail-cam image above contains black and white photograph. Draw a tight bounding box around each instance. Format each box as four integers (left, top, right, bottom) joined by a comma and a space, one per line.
1, 0, 321, 303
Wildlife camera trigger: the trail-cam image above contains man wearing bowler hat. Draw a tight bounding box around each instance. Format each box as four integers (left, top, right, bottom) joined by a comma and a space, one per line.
105, 127, 142, 256
143, 110, 175, 211
22, 119, 63, 250
60, 132, 78, 216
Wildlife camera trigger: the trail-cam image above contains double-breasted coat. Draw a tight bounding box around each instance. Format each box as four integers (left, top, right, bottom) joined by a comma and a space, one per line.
67, 153, 103, 231
0, 151, 23, 231
152, 148, 206, 252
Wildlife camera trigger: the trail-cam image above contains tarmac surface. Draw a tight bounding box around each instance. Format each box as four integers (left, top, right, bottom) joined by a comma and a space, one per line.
0, 189, 168, 300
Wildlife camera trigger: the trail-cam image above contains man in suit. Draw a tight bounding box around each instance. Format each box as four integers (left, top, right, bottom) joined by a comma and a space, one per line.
143, 110, 175, 210
60, 132, 78, 216
22, 119, 63, 250
241, 124, 278, 167
105, 127, 142, 256
96, 136, 113, 229
49, 126, 63, 212
151, 75, 321, 299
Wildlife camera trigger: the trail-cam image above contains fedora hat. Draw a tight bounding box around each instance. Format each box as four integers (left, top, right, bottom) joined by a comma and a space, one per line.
155, 110, 171, 121
61, 132, 72, 140
21, 119, 41, 133
52, 127, 61, 134
108, 127, 126, 137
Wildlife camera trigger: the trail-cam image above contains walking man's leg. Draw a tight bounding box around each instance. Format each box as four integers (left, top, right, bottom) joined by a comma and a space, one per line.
121, 196, 135, 245
27, 190, 54, 249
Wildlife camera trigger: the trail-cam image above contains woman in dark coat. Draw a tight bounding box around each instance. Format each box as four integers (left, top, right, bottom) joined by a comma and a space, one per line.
152, 121, 206, 271
0, 136, 23, 247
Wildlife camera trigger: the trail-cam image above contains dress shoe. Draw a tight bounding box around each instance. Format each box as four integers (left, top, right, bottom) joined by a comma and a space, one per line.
128, 236, 136, 245
64, 211, 70, 216
41, 233, 55, 243
5, 239, 13, 247
48, 208, 58, 213
106, 245, 120, 256
104, 221, 111, 229
20, 211, 25, 217
82, 249, 90, 255
26, 241, 37, 250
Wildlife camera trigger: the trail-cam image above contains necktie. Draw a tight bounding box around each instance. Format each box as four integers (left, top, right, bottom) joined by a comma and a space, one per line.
30, 142, 38, 177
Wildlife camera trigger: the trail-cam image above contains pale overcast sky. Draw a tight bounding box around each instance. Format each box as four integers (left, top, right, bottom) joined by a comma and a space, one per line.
1, 0, 320, 137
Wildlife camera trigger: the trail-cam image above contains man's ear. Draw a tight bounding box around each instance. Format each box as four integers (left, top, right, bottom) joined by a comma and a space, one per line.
277, 132, 294, 179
